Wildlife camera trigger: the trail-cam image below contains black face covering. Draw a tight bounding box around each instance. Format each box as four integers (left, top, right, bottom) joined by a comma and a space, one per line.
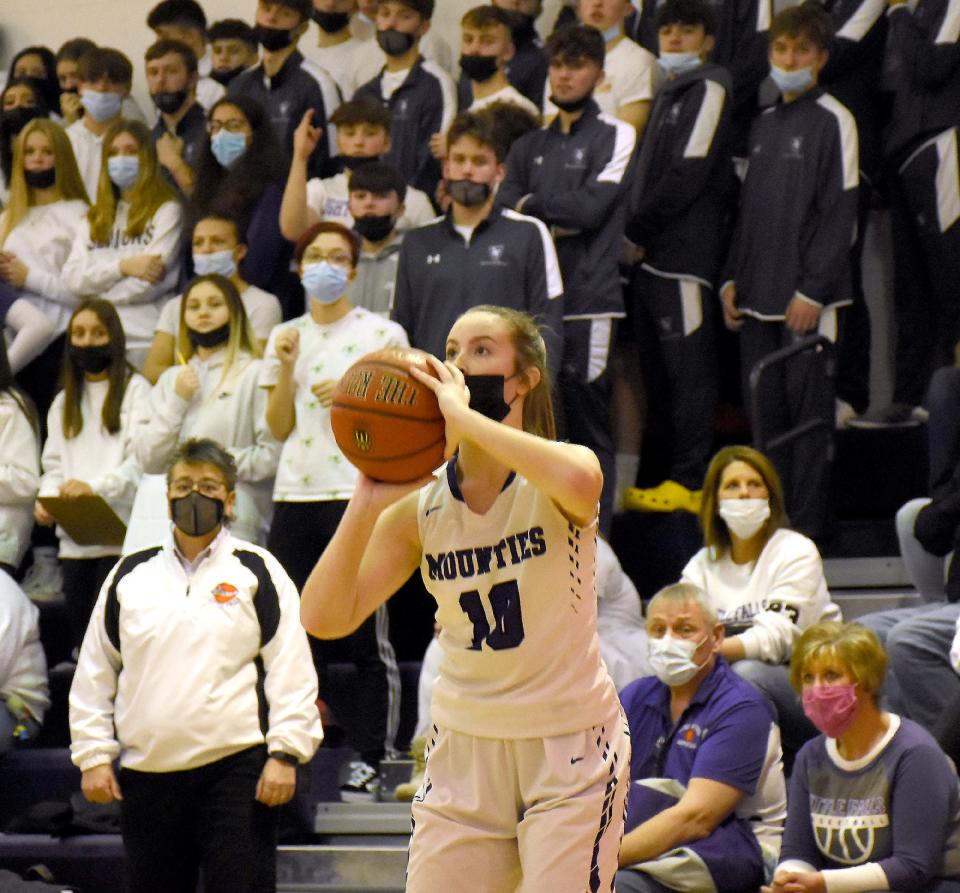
1, 106, 44, 141
69, 343, 113, 375
459, 54, 499, 83
447, 178, 492, 208
340, 153, 379, 171
152, 89, 188, 115
210, 66, 245, 87
464, 374, 512, 422
377, 28, 416, 57
170, 490, 225, 537
24, 167, 56, 189
186, 322, 231, 349
353, 213, 395, 243
549, 92, 593, 113
312, 9, 351, 33
255, 23, 295, 52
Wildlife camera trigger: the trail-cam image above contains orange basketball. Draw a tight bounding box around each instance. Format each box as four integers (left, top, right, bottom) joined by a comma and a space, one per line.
331, 347, 447, 483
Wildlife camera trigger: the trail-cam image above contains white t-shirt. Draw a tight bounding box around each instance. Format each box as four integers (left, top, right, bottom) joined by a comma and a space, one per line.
470, 83, 541, 119
681, 527, 841, 664
260, 306, 408, 502
156, 285, 282, 343
543, 35, 658, 118
305, 171, 436, 233
301, 36, 383, 98
2, 200, 89, 334
40, 375, 150, 559
66, 119, 107, 204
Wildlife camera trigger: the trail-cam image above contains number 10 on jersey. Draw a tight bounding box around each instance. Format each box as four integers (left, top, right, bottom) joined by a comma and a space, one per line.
459, 580, 525, 651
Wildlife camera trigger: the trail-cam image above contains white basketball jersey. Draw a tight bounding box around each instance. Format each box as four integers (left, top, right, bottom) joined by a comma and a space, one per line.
417, 462, 619, 738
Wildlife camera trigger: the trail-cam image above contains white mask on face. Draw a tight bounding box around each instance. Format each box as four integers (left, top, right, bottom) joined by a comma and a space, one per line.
718, 497, 771, 540
647, 633, 709, 686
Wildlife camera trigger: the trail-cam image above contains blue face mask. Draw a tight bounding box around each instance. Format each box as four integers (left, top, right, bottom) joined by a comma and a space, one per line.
301, 262, 350, 304
210, 130, 248, 169
770, 64, 814, 95
81, 89, 123, 122
193, 250, 238, 278
602, 22, 623, 42
658, 51, 702, 77
107, 155, 140, 191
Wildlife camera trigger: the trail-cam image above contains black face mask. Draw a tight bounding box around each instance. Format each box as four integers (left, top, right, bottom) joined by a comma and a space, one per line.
152, 89, 188, 115
255, 23, 295, 52
464, 374, 512, 422
340, 153, 379, 171
377, 28, 416, 57
549, 92, 593, 113
459, 54, 500, 83
353, 213, 395, 243
447, 178, 492, 208
24, 167, 56, 189
1, 107, 44, 140
69, 343, 113, 375
187, 322, 231, 349
170, 490, 225, 537
312, 9, 351, 33
210, 66, 245, 87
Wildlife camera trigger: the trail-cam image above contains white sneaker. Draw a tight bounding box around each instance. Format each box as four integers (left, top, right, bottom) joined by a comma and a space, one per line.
340, 760, 380, 801
22, 547, 64, 603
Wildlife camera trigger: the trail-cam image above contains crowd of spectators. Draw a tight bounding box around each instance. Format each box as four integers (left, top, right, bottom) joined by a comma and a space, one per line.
2, 0, 960, 889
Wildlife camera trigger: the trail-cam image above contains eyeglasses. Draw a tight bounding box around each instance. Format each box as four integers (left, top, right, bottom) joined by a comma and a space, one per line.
302, 249, 353, 267
169, 478, 228, 498
207, 119, 249, 135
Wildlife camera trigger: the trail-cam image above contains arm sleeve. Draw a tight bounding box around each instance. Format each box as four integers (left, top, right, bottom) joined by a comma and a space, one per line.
736, 539, 833, 663
61, 223, 124, 296
628, 80, 731, 246
777, 749, 824, 868
4, 298, 56, 372
304, 74, 340, 180
821, 0, 887, 79
497, 140, 531, 212
86, 375, 148, 505
390, 242, 417, 346
68, 573, 122, 771
260, 556, 323, 761
519, 216, 564, 383
130, 371, 190, 474
796, 102, 859, 303
0, 402, 40, 503
888, 0, 960, 91
228, 367, 281, 483
521, 121, 637, 230
39, 397, 65, 497
688, 700, 771, 794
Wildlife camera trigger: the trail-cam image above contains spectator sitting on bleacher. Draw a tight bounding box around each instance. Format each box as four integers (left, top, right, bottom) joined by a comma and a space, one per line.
35, 300, 149, 656
0, 569, 49, 756
617, 582, 786, 893
681, 446, 841, 761
70, 438, 320, 893
189, 94, 298, 316
766, 621, 960, 893
278, 98, 434, 242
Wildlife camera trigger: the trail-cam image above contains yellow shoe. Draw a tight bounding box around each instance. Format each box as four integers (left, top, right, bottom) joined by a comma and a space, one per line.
623, 481, 702, 515
394, 736, 427, 802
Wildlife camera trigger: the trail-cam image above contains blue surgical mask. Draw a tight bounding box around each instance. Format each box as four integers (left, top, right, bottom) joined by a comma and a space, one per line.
107, 155, 140, 191
770, 64, 814, 95
301, 262, 349, 304
81, 89, 123, 122
193, 250, 238, 278
648, 634, 709, 687
210, 130, 248, 169
602, 23, 622, 42
658, 51, 702, 77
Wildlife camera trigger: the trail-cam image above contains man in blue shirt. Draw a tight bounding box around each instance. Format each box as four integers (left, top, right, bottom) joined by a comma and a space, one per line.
617, 582, 786, 893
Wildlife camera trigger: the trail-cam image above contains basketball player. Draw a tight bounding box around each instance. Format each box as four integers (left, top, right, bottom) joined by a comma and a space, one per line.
300, 305, 629, 891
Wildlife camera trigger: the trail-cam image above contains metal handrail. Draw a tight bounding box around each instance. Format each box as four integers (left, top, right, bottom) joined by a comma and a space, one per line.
748, 334, 836, 453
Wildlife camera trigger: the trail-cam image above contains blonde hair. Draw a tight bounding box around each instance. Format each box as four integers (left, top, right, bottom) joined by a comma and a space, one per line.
647, 581, 718, 627
789, 621, 888, 696
88, 119, 177, 246
0, 118, 89, 246
177, 274, 260, 391
699, 445, 788, 559
459, 305, 556, 440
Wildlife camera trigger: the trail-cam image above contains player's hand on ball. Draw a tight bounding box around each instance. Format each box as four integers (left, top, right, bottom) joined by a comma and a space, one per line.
276, 328, 300, 367
412, 357, 469, 458
311, 379, 336, 407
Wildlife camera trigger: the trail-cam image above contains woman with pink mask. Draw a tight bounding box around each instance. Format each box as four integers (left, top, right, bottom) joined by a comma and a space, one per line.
765, 621, 960, 893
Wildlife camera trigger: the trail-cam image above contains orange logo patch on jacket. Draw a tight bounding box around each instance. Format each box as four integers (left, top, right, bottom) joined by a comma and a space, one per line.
212, 582, 238, 604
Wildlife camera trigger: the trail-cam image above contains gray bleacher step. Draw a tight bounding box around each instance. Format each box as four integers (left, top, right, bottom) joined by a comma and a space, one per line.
824, 556, 910, 589
278, 843, 407, 892
315, 801, 412, 835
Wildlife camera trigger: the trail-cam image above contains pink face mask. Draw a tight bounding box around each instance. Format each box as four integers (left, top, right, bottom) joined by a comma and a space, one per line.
802, 684, 859, 738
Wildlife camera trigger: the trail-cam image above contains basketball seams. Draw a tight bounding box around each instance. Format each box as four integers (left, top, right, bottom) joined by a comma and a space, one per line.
330, 402, 444, 424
